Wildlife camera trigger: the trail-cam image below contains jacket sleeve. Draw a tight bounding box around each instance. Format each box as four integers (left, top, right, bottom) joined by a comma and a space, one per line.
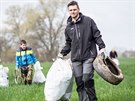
30, 50, 37, 64
16, 51, 20, 69
115, 51, 118, 57
60, 29, 71, 56
91, 19, 106, 50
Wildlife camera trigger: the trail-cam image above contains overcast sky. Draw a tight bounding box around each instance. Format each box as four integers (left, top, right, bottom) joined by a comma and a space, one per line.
0, 0, 135, 52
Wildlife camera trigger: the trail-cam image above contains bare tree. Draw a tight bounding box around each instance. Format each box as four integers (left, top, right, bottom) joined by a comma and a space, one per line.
0, 29, 16, 63
4, 5, 29, 44
25, 0, 68, 61
2, 0, 68, 62
39, 0, 68, 61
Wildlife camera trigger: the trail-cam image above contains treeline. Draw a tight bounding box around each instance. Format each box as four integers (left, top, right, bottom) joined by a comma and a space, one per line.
0, 0, 69, 63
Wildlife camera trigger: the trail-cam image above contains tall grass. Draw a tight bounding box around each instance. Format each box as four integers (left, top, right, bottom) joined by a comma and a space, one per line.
0, 58, 135, 101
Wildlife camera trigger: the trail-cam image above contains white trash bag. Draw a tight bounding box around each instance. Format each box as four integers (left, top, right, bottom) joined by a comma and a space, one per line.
0, 65, 9, 87
61, 76, 74, 101
44, 58, 73, 101
32, 61, 46, 83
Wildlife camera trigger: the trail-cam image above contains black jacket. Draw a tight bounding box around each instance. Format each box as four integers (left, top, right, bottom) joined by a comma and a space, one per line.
109, 51, 118, 59
61, 13, 105, 62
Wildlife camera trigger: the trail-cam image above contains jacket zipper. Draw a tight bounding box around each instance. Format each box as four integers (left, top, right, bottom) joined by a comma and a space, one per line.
75, 24, 81, 59
90, 50, 94, 55
75, 24, 79, 39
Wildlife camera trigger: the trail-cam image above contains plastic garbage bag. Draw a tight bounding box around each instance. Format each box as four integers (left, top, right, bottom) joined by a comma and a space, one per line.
61, 76, 74, 101
44, 58, 73, 101
32, 61, 46, 83
0, 65, 9, 87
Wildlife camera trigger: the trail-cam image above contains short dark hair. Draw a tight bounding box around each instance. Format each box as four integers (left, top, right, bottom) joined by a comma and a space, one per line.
20, 40, 27, 45
67, 1, 79, 9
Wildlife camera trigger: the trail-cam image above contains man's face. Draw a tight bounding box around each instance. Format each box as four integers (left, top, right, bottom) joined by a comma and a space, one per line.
68, 5, 80, 19
20, 43, 27, 50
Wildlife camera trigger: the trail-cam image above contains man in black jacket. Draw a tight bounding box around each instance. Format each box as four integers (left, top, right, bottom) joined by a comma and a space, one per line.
109, 49, 118, 59
58, 1, 107, 101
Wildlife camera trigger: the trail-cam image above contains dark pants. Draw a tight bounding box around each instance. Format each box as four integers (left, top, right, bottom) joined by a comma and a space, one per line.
72, 58, 97, 101
21, 65, 33, 85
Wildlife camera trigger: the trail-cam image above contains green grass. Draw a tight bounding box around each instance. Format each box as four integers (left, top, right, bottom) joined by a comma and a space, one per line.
94, 58, 135, 101
0, 58, 135, 101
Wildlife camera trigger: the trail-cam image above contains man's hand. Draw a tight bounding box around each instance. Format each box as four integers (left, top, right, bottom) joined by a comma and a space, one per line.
99, 48, 108, 59
57, 53, 64, 59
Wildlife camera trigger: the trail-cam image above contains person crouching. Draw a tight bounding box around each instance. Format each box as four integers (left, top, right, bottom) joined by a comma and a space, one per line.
15, 40, 37, 85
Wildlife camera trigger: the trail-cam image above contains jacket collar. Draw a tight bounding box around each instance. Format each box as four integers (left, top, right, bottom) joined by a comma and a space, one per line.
19, 47, 27, 51
67, 12, 83, 24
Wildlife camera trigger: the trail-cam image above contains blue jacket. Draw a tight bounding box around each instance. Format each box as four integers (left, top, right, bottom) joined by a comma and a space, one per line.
16, 47, 37, 69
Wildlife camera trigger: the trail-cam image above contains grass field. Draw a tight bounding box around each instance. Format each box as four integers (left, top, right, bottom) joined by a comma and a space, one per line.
0, 58, 135, 101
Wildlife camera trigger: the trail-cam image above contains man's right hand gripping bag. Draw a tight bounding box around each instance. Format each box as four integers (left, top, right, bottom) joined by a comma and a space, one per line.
44, 58, 73, 101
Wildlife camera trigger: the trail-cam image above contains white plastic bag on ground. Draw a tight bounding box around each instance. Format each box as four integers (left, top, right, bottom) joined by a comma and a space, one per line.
44, 58, 73, 101
32, 61, 46, 83
0, 65, 9, 87
61, 76, 74, 101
